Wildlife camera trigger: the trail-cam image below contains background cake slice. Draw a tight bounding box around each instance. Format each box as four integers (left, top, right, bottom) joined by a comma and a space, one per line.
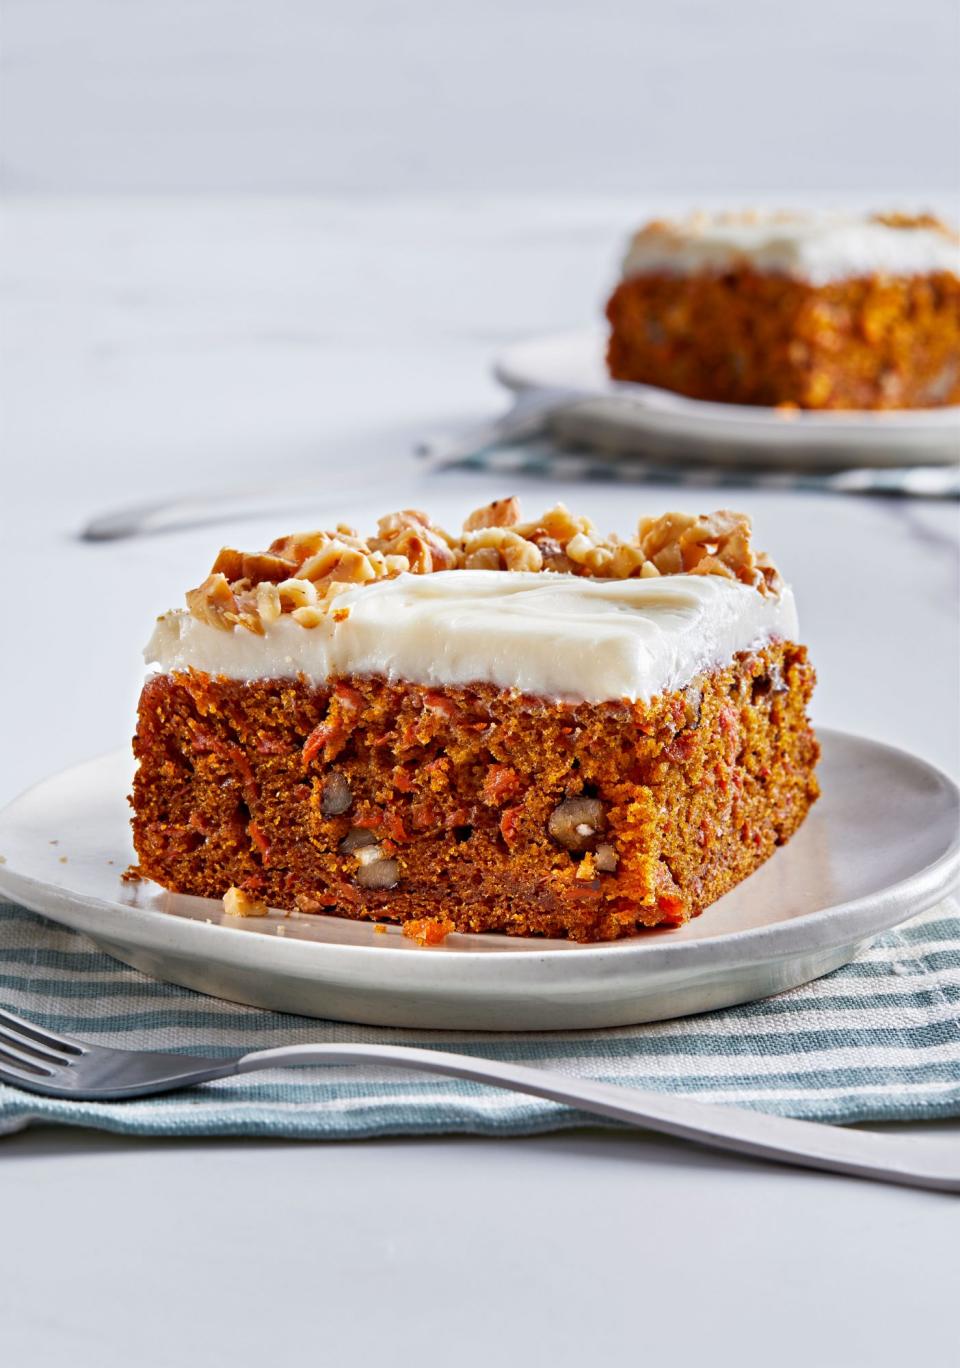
131, 502, 819, 942
606, 211, 960, 409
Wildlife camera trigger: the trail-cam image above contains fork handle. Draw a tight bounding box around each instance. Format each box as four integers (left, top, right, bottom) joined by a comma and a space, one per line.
414, 387, 591, 465
235, 1043, 960, 1193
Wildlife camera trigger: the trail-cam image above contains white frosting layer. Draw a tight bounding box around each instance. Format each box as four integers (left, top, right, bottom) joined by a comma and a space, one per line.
145, 570, 798, 704
621, 213, 960, 285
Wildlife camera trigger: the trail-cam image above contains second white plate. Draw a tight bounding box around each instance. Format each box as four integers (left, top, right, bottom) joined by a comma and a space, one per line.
495, 327, 960, 468
0, 731, 956, 1030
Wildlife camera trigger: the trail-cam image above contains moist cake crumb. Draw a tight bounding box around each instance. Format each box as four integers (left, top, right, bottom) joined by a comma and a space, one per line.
402, 916, 456, 947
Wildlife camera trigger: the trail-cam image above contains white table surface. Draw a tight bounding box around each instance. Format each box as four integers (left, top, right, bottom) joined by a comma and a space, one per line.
1, 197, 958, 1367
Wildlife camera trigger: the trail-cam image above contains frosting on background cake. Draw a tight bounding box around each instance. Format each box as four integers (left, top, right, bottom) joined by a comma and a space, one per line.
621, 212, 960, 286
609, 212, 960, 408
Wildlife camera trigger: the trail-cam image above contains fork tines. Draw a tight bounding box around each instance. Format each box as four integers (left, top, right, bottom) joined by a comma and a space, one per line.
0, 1005, 85, 1083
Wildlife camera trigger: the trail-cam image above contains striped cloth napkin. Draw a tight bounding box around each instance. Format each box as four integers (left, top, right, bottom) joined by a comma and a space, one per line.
1, 897, 958, 1139
425, 435, 960, 498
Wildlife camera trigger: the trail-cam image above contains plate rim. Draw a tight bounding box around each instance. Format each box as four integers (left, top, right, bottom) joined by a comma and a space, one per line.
0, 729, 956, 983
494, 325, 960, 433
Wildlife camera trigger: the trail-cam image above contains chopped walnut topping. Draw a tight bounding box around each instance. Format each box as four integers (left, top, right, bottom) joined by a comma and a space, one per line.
370, 509, 459, 574
298, 542, 375, 584
184, 501, 781, 632
525, 532, 574, 573
223, 886, 269, 917
256, 581, 282, 625
287, 606, 320, 628
638, 509, 765, 588
462, 545, 501, 571
277, 578, 317, 610
755, 551, 783, 594
186, 574, 239, 630
212, 548, 297, 584
462, 527, 542, 572
463, 496, 521, 530
515, 503, 596, 546
871, 212, 959, 240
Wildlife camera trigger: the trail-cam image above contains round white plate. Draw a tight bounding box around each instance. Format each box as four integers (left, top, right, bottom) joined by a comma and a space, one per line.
0, 731, 956, 1031
494, 327, 960, 467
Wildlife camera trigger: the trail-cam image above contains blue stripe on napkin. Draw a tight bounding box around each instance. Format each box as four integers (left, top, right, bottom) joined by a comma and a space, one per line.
1, 899, 958, 1138
427, 437, 960, 498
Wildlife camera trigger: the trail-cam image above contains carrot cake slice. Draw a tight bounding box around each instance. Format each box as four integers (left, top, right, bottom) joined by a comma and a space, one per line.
606, 211, 960, 409
131, 501, 819, 942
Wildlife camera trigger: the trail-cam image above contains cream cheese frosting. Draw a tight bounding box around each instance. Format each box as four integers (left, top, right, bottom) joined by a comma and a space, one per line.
145, 570, 798, 705
621, 212, 960, 286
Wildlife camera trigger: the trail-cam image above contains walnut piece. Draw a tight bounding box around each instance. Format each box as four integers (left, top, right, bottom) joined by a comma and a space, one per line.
638, 509, 765, 588
277, 577, 316, 610
256, 581, 282, 624
462, 527, 542, 572
463, 496, 521, 530
595, 843, 619, 873
547, 797, 606, 852
683, 684, 703, 729
871, 212, 958, 240
223, 886, 269, 917
320, 771, 353, 816
355, 848, 400, 889
339, 826, 378, 853
212, 548, 297, 584
370, 510, 460, 574
185, 574, 239, 632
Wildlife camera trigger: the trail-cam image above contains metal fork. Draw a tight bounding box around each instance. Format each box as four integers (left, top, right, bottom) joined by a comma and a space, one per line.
1, 1004, 957, 1192
79, 391, 585, 542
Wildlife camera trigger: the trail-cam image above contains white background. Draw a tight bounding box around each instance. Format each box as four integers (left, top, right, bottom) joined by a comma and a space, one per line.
3, 0, 959, 196
2, 4, 959, 1366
